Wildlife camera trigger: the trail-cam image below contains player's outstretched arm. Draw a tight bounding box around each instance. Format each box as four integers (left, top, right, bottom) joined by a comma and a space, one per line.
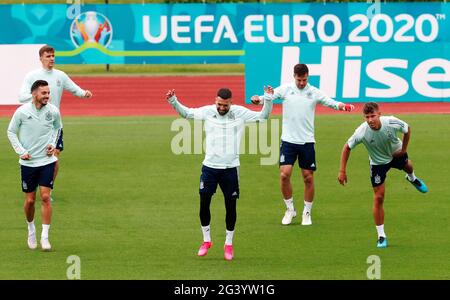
250, 95, 262, 105
242, 87, 274, 122
166, 89, 202, 119
166, 89, 184, 117
83, 90, 93, 98
63, 73, 89, 98
250, 85, 275, 105
338, 143, 352, 186
338, 103, 355, 112
166, 89, 175, 100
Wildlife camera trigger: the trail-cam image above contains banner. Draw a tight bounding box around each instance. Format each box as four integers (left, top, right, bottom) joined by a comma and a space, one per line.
0, 44, 44, 105
0, 2, 448, 102
243, 2, 450, 103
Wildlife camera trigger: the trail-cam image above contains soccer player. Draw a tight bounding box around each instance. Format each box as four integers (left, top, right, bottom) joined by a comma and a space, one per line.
7, 80, 63, 251
18, 45, 93, 199
167, 87, 273, 261
338, 102, 428, 248
251, 63, 354, 226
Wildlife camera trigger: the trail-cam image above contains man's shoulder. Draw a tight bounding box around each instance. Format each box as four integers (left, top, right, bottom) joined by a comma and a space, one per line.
383, 115, 407, 129
354, 122, 368, 134
382, 115, 402, 122
231, 104, 255, 116
231, 104, 247, 111
307, 84, 328, 98
381, 115, 399, 124
25, 68, 42, 78
53, 68, 68, 77
15, 102, 31, 114
196, 104, 216, 116
46, 103, 60, 113
279, 82, 295, 91
201, 104, 216, 111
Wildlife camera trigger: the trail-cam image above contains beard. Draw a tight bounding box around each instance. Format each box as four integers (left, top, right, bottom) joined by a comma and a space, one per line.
217, 108, 229, 115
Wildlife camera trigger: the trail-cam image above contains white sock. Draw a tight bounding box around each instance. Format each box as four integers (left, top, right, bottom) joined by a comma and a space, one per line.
225, 230, 234, 246
201, 225, 211, 242
284, 198, 294, 210
303, 200, 313, 215
27, 220, 35, 235
376, 224, 386, 238
41, 224, 50, 240
407, 172, 417, 182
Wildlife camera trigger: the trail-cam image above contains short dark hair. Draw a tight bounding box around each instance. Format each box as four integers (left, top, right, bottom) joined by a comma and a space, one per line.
39, 45, 55, 57
363, 102, 379, 114
31, 80, 49, 93
217, 88, 232, 100
294, 64, 309, 76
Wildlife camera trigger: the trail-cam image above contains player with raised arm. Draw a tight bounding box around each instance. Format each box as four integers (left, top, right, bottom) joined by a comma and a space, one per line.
252, 64, 354, 226
167, 87, 273, 260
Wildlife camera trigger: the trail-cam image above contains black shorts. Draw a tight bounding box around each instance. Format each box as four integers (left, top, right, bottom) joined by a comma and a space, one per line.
20, 162, 56, 193
370, 153, 409, 187
56, 129, 64, 151
279, 141, 317, 170
199, 165, 240, 199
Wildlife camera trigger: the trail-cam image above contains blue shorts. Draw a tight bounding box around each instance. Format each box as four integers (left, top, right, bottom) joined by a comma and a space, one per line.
56, 129, 64, 151
199, 165, 240, 198
20, 162, 56, 193
279, 141, 317, 170
370, 153, 409, 187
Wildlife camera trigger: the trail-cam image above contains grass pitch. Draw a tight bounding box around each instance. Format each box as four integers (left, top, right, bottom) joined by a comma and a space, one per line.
0, 114, 449, 279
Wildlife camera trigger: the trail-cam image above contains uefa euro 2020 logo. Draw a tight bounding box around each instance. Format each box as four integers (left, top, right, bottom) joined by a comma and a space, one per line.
70, 11, 113, 48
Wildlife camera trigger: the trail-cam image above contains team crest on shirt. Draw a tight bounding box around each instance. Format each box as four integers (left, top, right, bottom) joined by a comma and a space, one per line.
228, 112, 235, 120
45, 111, 52, 121
56, 79, 61, 87
374, 174, 381, 184
306, 92, 313, 98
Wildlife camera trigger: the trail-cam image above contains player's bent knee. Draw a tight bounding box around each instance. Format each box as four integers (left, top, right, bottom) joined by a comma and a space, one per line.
280, 171, 291, 182
374, 194, 384, 204
41, 194, 52, 204
303, 174, 313, 185
25, 197, 36, 205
